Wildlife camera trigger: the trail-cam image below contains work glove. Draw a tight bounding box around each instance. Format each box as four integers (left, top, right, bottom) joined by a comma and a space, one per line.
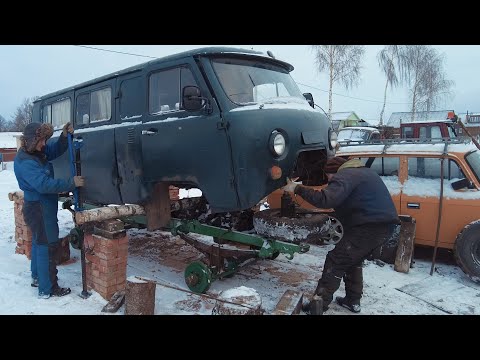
73, 176, 85, 187
62, 122, 74, 137
283, 178, 301, 193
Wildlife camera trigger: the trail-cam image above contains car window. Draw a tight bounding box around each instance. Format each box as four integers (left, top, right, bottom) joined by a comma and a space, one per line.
357, 156, 400, 176
466, 150, 480, 183
408, 157, 464, 180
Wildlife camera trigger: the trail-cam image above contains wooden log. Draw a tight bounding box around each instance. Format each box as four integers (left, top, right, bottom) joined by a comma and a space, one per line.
394, 216, 416, 273
102, 290, 126, 313
144, 182, 171, 231
212, 286, 263, 315
75, 204, 145, 225
8, 190, 24, 202
271, 289, 303, 315
125, 276, 156, 315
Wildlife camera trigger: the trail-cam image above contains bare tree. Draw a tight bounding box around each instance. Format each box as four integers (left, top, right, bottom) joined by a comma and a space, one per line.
0, 114, 8, 132
403, 45, 430, 120
417, 52, 454, 112
311, 45, 365, 120
10, 97, 35, 132
377, 45, 407, 126
403, 46, 454, 120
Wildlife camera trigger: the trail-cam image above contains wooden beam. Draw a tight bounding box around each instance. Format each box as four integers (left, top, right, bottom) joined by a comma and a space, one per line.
144, 182, 171, 231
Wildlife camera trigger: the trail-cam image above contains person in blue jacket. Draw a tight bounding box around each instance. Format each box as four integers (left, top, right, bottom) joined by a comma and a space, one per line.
14, 122, 85, 299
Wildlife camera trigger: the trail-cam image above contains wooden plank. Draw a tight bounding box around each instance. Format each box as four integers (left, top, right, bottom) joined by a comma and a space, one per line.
271, 289, 303, 315
394, 216, 416, 273
144, 182, 171, 231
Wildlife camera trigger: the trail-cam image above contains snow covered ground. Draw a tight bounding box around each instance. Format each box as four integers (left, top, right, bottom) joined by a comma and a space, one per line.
0, 161, 479, 315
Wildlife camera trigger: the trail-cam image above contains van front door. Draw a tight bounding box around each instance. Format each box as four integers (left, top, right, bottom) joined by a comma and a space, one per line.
140, 60, 237, 212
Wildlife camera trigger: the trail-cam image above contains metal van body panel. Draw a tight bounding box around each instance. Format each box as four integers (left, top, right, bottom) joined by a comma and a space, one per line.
224, 106, 330, 209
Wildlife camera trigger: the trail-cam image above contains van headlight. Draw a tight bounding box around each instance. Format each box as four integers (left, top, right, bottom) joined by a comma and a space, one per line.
270, 131, 286, 157
329, 128, 337, 150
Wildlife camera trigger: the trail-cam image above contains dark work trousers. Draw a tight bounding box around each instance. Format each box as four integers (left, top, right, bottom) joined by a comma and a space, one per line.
23, 200, 60, 296
315, 223, 397, 306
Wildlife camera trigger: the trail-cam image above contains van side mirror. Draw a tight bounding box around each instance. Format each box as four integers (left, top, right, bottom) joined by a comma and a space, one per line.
182, 86, 205, 111
303, 93, 314, 108
451, 178, 473, 190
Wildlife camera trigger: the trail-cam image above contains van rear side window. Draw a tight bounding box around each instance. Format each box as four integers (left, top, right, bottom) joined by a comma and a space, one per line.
42, 98, 71, 128
75, 88, 112, 126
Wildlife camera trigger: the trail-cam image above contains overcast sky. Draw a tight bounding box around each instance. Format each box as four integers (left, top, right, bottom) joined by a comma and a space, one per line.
1, 45, 478, 124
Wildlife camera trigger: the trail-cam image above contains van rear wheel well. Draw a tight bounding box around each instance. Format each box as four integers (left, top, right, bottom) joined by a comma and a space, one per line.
454, 221, 480, 284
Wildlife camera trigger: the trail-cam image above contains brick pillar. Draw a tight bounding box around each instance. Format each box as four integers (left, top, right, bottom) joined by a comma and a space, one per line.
9, 190, 70, 263
84, 219, 128, 300
8, 191, 33, 259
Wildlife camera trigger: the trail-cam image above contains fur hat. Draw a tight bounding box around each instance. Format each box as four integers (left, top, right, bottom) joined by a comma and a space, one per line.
324, 156, 348, 174
21, 123, 54, 153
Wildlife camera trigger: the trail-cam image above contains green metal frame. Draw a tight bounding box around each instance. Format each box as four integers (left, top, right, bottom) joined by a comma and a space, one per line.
62, 199, 310, 293
169, 218, 309, 260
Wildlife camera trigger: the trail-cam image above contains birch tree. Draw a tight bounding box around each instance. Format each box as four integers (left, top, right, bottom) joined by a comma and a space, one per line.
377, 45, 406, 125
417, 52, 454, 112
404, 46, 453, 119
311, 45, 365, 120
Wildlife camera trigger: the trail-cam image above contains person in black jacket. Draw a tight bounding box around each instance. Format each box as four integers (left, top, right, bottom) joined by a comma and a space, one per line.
283, 156, 399, 314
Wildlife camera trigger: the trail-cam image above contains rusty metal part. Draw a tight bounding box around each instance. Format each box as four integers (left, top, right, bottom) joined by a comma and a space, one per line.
179, 233, 258, 264
253, 208, 331, 244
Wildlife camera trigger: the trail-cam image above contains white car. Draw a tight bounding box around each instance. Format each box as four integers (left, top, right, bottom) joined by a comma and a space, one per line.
337, 126, 381, 146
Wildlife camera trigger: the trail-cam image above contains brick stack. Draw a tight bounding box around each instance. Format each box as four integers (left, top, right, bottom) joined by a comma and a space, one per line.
84, 219, 128, 300
8, 191, 33, 259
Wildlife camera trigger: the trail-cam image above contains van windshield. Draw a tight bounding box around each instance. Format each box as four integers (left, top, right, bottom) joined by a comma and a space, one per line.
465, 150, 480, 183
211, 58, 304, 105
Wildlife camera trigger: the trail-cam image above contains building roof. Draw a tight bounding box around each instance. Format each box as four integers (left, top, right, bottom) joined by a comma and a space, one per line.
330, 111, 360, 121
387, 110, 454, 128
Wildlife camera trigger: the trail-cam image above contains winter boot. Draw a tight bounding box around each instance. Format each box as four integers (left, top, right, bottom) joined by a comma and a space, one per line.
302, 295, 329, 314
38, 292, 51, 299
51, 285, 71, 297
335, 296, 361, 313
31, 278, 39, 287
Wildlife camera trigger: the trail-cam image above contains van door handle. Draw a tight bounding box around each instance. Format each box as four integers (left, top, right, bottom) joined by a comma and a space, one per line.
407, 203, 420, 209
142, 129, 158, 136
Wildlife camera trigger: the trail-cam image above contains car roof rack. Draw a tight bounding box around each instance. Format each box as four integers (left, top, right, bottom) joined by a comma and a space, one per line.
339, 137, 472, 154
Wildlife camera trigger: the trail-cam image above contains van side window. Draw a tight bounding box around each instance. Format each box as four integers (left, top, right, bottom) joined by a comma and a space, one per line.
408, 157, 464, 180
76, 93, 90, 126
90, 88, 112, 123
359, 157, 399, 176
149, 67, 198, 115
42, 105, 52, 124
119, 77, 143, 121
42, 99, 71, 128
402, 126, 413, 138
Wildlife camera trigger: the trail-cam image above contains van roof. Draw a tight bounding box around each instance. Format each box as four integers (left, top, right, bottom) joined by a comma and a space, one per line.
34, 47, 293, 103
400, 119, 455, 125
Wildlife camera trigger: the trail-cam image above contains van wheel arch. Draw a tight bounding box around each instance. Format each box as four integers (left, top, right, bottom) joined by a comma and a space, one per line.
454, 221, 480, 284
